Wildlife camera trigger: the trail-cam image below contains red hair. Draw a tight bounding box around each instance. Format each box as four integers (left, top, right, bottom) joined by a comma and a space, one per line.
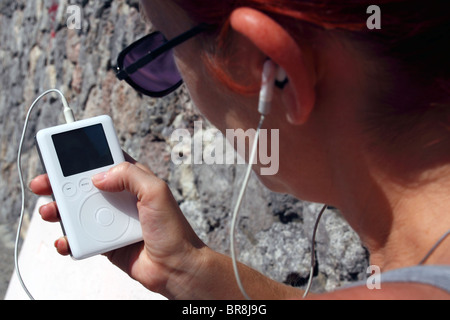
176, 0, 370, 93
174, 0, 450, 155
175, 0, 449, 89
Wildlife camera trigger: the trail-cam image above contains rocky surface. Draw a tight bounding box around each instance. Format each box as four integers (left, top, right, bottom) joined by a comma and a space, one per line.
0, 0, 369, 299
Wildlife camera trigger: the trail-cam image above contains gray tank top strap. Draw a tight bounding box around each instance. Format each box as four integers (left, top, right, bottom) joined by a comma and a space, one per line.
379, 265, 450, 293
344, 265, 450, 293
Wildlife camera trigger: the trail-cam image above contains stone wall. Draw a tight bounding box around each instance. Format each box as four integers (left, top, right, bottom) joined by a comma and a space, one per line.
0, 0, 369, 298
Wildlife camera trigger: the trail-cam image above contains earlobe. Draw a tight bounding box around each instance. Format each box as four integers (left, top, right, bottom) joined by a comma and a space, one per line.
283, 85, 307, 125
283, 80, 316, 125
230, 7, 316, 125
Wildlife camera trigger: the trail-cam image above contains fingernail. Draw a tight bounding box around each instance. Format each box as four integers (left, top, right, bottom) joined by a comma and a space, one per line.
27, 180, 34, 192
92, 172, 107, 183
38, 204, 46, 215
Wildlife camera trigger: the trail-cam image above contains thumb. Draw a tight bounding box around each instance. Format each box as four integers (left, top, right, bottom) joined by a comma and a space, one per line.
92, 162, 168, 205
92, 162, 203, 254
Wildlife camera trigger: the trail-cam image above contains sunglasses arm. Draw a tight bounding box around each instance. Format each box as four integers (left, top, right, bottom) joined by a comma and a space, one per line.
116, 24, 210, 81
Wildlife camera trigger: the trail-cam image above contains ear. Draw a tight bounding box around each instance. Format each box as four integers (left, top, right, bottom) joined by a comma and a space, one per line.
230, 7, 316, 125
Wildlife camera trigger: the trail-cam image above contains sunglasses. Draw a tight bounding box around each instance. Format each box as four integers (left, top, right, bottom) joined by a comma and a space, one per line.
116, 24, 209, 98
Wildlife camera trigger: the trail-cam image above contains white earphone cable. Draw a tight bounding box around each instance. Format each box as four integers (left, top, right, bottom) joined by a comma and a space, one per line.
229, 60, 327, 300
302, 204, 327, 298
15, 89, 74, 300
230, 115, 265, 300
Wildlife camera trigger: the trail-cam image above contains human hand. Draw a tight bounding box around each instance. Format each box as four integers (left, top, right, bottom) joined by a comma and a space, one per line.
29, 159, 206, 298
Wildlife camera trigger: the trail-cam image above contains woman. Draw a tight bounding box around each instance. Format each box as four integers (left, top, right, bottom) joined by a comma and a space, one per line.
30, 0, 450, 299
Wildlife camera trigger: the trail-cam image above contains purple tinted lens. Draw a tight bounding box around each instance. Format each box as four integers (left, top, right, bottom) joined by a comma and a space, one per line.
123, 33, 181, 93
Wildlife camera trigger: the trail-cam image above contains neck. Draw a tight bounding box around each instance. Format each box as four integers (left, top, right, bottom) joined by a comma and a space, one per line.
335, 160, 450, 271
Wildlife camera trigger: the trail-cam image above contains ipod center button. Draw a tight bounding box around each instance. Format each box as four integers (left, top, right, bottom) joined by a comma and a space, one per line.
79, 178, 93, 192
95, 208, 115, 226
62, 183, 77, 197
79, 192, 130, 242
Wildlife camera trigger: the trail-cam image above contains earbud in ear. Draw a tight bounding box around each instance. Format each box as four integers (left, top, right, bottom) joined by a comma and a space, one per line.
258, 61, 288, 115
259, 60, 278, 115
275, 68, 289, 89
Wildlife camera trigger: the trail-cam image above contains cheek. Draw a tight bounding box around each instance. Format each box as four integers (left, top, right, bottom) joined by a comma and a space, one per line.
175, 54, 233, 129
173, 39, 261, 133
186, 77, 228, 128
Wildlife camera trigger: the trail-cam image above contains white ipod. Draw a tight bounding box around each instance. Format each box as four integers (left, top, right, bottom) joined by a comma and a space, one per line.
35, 115, 143, 260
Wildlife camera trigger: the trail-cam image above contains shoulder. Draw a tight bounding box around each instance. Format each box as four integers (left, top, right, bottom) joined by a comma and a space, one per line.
308, 265, 450, 300
309, 282, 450, 300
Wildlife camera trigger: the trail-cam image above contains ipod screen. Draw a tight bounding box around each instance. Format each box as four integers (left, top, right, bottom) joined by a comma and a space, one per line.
52, 124, 114, 177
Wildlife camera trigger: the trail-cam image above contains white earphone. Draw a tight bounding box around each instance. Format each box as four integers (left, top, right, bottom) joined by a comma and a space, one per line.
258, 60, 287, 116
232, 60, 325, 299
230, 59, 289, 300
